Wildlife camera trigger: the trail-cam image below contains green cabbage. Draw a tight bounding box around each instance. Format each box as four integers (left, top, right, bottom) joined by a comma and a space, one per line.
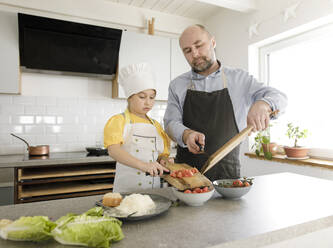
0, 216, 56, 242
52, 207, 124, 248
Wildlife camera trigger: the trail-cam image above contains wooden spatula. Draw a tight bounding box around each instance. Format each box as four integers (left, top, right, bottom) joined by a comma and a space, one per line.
200, 110, 279, 175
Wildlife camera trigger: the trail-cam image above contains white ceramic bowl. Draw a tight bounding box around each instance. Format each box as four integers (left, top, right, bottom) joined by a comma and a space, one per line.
171, 187, 214, 206
213, 179, 252, 199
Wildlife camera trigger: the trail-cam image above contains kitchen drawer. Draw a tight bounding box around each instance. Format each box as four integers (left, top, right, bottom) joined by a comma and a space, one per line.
14, 162, 116, 204
18, 164, 116, 181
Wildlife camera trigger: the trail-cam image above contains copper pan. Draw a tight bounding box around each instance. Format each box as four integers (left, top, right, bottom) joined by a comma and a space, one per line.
11, 133, 49, 156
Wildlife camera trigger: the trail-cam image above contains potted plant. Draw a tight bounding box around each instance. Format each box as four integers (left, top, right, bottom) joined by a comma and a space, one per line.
284, 123, 309, 158
252, 129, 277, 160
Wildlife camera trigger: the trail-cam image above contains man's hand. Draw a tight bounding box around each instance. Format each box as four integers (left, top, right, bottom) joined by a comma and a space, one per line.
182, 129, 205, 154
247, 100, 272, 132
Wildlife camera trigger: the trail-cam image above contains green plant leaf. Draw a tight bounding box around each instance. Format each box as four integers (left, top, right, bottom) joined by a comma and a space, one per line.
255, 150, 260, 156
262, 136, 270, 144
264, 152, 273, 160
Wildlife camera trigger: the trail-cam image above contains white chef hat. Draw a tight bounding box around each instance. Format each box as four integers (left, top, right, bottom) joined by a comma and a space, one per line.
118, 63, 156, 98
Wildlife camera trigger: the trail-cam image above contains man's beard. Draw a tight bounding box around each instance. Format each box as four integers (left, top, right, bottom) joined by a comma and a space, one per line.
192, 56, 214, 73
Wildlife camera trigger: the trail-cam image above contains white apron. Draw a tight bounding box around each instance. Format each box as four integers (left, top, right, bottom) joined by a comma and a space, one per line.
112, 110, 165, 193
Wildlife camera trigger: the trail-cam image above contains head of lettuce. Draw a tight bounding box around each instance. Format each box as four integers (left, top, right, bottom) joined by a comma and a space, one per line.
52, 207, 124, 248
0, 216, 56, 242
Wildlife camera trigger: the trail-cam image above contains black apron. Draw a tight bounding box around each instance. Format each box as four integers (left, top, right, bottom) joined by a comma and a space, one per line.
175, 69, 241, 181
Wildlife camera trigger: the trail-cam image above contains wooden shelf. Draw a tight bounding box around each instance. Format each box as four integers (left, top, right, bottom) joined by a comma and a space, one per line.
19, 173, 115, 185
17, 189, 111, 204
19, 181, 113, 198
18, 165, 115, 180
245, 153, 333, 170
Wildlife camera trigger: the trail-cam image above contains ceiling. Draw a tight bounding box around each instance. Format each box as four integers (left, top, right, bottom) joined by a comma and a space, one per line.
105, 0, 256, 21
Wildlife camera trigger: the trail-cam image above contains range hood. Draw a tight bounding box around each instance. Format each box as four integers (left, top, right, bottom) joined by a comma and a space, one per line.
18, 13, 122, 78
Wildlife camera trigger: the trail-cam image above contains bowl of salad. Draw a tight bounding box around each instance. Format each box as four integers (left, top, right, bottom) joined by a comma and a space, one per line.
213, 177, 254, 199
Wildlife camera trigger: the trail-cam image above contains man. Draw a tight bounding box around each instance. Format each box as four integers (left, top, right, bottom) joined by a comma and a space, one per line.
164, 25, 287, 181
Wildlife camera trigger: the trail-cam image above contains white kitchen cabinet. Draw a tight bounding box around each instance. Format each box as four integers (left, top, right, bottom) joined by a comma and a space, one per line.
0, 11, 20, 94
170, 38, 190, 81
116, 31, 170, 101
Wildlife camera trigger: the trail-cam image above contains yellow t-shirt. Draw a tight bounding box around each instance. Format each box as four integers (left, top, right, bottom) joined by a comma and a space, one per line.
104, 111, 170, 157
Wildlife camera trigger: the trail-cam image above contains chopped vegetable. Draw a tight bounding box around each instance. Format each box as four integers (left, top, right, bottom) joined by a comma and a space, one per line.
0, 216, 56, 242
180, 187, 212, 194
170, 168, 199, 178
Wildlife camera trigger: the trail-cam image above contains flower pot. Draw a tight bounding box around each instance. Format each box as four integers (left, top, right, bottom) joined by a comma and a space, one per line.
262, 143, 278, 155
284, 146, 309, 158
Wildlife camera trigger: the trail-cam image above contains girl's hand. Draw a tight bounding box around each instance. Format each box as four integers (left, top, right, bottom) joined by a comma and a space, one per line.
145, 162, 169, 177
158, 155, 175, 166
159, 157, 174, 166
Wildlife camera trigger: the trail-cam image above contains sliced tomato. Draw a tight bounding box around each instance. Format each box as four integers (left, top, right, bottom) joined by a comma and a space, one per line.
202, 186, 209, 192
191, 168, 199, 174
193, 188, 202, 193
176, 171, 183, 178
170, 172, 176, 178
184, 189, 192, 194
183, 170, 194, 177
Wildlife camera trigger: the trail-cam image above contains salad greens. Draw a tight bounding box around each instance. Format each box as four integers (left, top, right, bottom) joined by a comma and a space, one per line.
0, 216, 56, 242
0, 207, 124, 247
52, 207, 124, 248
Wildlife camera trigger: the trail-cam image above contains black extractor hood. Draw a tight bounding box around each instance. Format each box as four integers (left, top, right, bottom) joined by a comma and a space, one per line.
18, 13, 122, 76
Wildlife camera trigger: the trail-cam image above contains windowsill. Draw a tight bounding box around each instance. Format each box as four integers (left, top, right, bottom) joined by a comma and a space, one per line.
245, 153, 333, 170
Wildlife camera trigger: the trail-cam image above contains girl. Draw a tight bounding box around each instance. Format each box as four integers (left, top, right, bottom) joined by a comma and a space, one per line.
104, 63, 171, 193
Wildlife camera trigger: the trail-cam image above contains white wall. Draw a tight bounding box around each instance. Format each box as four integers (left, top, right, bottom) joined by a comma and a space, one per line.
205, 0, 333, 180
0, 0, 202, 36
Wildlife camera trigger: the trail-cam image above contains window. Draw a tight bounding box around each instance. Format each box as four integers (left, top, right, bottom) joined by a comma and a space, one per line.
258, 22, 333, 159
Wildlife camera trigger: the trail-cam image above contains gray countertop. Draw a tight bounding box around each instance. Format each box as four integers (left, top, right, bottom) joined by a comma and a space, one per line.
0, 152, 115, 168
0, 172, 333, 248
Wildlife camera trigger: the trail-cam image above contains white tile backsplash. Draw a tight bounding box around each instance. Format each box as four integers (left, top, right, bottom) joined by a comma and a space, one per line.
0, 115, 10, 124
0, 104, 24, 115
0, 95, 11, 104
24, 105, 46, 115
35, 135, 57, 145
24, 125, 46, 134
56, 97, 78, 106
0, 135, 11, 145
11, 134, 36, 145
36, 116, 57, 125
0, 94, 167, 155
46, 106, 69, 115
57, 134, 78, 143
36, 96, 57, 106
12, 95, 36, 105
0, 124, 23, 134
11, 115, 34, 124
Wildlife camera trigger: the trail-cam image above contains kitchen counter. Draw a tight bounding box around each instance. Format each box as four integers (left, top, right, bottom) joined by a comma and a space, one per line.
0, 173, 333, 248
0, 152, 115, 168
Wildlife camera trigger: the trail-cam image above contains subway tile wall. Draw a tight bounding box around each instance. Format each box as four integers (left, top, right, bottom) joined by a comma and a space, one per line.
0, 95, 167, 155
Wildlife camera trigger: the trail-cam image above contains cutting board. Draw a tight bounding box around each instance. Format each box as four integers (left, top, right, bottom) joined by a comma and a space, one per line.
162, 162, 212, 191
200, 110, 279, 175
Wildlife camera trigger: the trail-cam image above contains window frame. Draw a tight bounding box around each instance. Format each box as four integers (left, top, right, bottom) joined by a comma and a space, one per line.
254, 21, 333, 160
